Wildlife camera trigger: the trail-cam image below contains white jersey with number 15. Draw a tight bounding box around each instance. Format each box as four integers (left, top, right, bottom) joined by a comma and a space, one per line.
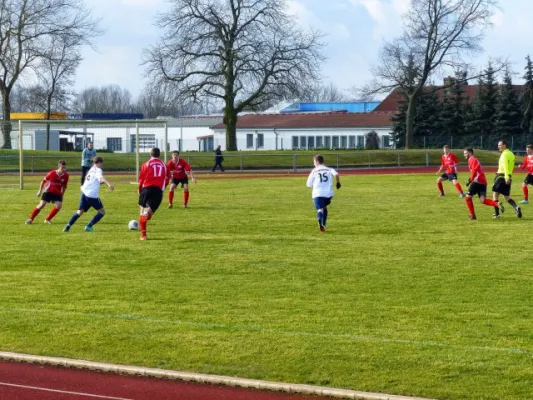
306, 165, 338, 198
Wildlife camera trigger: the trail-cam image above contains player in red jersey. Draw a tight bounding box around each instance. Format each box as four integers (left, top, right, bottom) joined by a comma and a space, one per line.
463, 148, 504, 220
138, 148, 167, 240
166, 150, 197, 208
519, 144, 533, 204
25, 160, 69, 224
436, 145, 464, 197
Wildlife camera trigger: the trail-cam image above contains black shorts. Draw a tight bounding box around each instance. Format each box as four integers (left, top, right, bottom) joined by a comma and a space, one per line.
492, 174, 511, 196
467, 182, 487, 198
171, 177, 189, 187
138, 187, 163, 213
524, 175, 533, 185
42, 192, 63, 203
441, 173, 457, 181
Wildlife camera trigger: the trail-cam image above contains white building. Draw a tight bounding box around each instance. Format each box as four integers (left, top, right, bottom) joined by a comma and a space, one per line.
210, 111, 395, 150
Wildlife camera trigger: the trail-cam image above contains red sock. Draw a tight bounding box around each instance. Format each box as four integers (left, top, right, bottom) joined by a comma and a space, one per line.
139, 216, 147, 236
483, 199, 499, 207
523, 186, 528, 201
437, 182, 444, 195
30, 208, 41, 220
466, 197, 475, 217
184, 191, 189, 206
455, 183, 463, 194
169, 191, 174, 205
46, 207, 59, 221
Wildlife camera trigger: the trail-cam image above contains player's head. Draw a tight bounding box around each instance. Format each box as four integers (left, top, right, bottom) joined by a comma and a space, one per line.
172, 150, 179, 160
526, 144, 533, 155
497, 140, 508, 151
93, 156, 103, 166
88, 142, 93, 149
57, 160, 67, 172
443, 145, 450, 154
150, 147, 160, 158
464, 148, 474, 159
313, 154, 324, 166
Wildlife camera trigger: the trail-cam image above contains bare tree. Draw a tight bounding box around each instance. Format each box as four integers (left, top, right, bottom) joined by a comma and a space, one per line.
72, 85, 136, 113
143, 0, 325, 150
360, 0, 499, 149
0, 0, 101, 148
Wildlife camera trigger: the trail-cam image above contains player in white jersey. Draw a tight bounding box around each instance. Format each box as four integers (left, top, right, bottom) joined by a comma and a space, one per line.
63, 156, 114, 232
306, 155, 341, 232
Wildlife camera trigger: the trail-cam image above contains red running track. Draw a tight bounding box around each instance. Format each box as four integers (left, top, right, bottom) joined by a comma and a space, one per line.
0, 361, 333, 400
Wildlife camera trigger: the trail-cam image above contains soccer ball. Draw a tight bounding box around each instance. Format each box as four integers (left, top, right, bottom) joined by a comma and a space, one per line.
128, 220, 139, 231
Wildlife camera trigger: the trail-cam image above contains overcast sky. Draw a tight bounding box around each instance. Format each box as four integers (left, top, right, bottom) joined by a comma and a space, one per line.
75, 0, 533, 99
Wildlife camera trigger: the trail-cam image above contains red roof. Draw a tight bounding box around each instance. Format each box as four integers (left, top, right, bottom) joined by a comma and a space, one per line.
374, 84, 525, 112
211, 111, 394, 130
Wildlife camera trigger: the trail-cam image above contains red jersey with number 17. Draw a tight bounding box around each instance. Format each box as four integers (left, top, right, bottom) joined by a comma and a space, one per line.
467, 156, 487, 185
441, 153, 459, 174
139, 158, 167, 191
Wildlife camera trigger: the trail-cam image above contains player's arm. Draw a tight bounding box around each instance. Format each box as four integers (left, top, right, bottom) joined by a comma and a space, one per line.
436, 163, 443, 175
335, 174, 341, 189
99, 176, 114, 191
36, 179, 46, 197
187, 167, 197, 183
503, 152, 512, 181
138, 164, 145, 193
306, 171, 314, 188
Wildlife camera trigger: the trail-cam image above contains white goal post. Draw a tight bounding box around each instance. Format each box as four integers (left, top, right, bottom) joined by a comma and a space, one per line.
15, 119, 168, 189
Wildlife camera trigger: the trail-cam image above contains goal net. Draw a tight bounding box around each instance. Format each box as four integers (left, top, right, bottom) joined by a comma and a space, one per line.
3, 119, 168, 189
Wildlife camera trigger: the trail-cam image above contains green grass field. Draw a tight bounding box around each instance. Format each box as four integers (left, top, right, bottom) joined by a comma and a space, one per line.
1, 172, 532, 400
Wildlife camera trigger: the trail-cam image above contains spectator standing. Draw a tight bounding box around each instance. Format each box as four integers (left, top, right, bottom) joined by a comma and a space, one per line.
81, 142, 96, 185
212, 145, 225, 172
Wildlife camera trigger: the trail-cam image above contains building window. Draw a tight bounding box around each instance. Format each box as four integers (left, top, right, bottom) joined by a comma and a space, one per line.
383, 135, 391, 148
357, 135, 365, 149
292, 136, 299, 149
340, 136, 347, 149
131, 134, 156, 152
300, 136, 307, 149
332, 136, 339, 149
316, 136, 324, 148
257, 133, 264, 148
325, 136, 331, 149
247, 134, 254, 148
308, 136, 315, 149
349, 136, 356, 148
107, 137, 122, 152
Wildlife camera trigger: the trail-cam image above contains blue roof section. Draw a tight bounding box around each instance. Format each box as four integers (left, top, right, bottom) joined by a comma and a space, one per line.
280, 102, 380, 113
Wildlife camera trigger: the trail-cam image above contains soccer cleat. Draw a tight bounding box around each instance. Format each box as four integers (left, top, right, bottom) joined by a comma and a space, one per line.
469, 215, 477, 220
499, 202, 505, 214
520, 200, 529, 205
140, 235, 147, 241
168, 204, 173, 209
62, 225, 71, 232
318, 220, 326, 232
25, 219, 32, 225
459, 193, 466, 198
44, 219, 52, 224
438, 194, 445, 197
492, 214, 500, 219
516, 207, 522, 218
183, 205, 187, 208
84, 226, 94, 232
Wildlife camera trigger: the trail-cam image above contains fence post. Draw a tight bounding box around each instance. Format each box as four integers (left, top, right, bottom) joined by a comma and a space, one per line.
336, 153, 340, 170
368, 153, 371, 168
293, 154, 297, 172
240, 154, 243, 171
426, 151, 430, 167
398, 152, 401, 167
450, 136, 453, 149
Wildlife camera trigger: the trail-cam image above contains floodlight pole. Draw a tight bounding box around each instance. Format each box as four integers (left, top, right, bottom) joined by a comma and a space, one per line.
19, 120, 23, 189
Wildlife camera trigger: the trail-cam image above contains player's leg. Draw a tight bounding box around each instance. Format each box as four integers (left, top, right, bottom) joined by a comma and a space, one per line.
168, 183, 176, 208
26, 200, 48, 224
85, 198, 105, 231
183, 182, 189, 207
465, 195, 476, 219
45, 200, 62, 223
504, 194, 522, 218
313, 197, 326, 232
436, 176, 445, 196
452, 178, 464, 197
521, 182, 529, 204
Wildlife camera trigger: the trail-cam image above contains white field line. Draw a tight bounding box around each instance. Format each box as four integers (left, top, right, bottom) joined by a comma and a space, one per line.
0, 382, 132, 400
1, 307, 531, 357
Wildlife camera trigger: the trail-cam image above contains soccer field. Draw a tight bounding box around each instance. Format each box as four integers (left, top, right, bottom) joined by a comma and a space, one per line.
1, 172, 532, 400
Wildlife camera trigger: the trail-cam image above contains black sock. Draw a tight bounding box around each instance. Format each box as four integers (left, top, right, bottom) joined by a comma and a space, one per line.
508, 199, 518, 210
493, 206, 499, 215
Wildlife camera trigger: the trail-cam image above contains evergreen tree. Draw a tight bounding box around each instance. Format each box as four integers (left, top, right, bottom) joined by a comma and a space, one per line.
391, 90, 408, 148
413, 86, 442, 147
521, 55, 533, 134
465, 63, 499, 140
440, 71, 468, 140
495, 69, 522, 137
